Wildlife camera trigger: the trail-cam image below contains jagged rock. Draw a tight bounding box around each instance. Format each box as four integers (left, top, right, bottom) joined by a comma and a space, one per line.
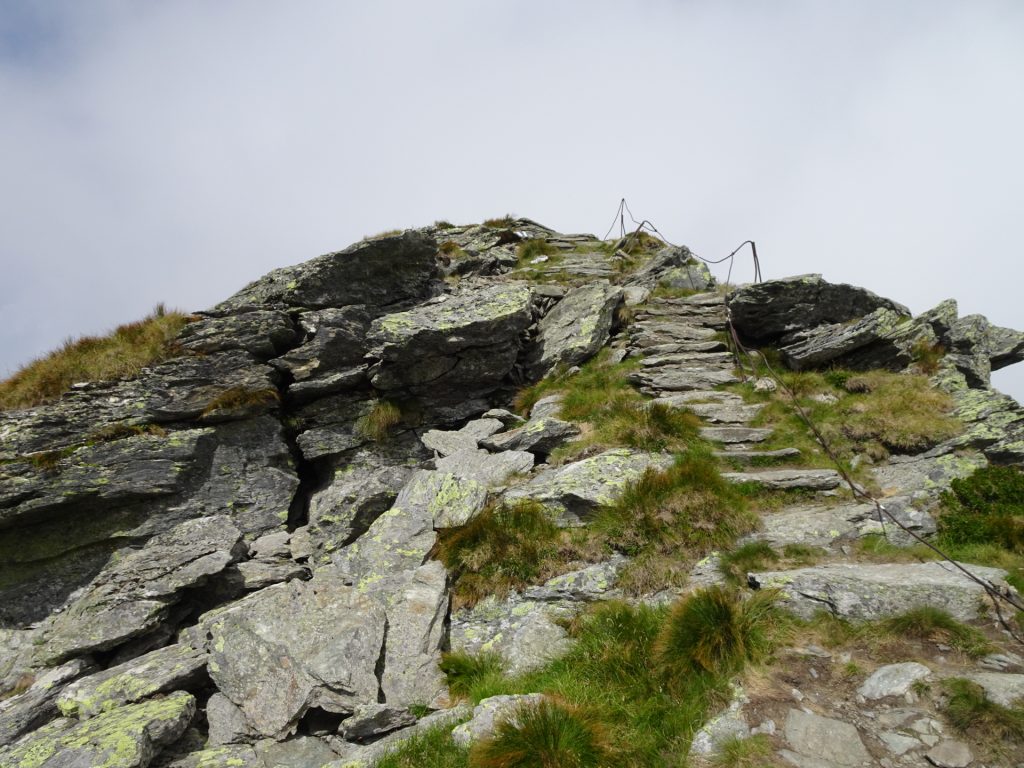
57, 643, 207, 718
379, 562, 450, 708
857, 662, 932, 700
478, 415, 581, 458
728, 274, 909, 344
838, 299, 957, 372
925, 740, 973, 768
964, 672, 1024, 707
421, 418, 504, 456
749, 561, 1010, 621
205, 571, 386, 739
334, 497, 435, 581
434, 449, 535, 486
481, 408, 525, 428
524, 282, 623, 377
781, 709, 871, 767
722, 469, 842, 491
780, 307, 911, 370
230, 559, 308, 590
271, 306, 371, 401
41, 515, 246, 663
701, 426, 773, 444
0, 691, 195, 768
367, 284, 533, 399
177, 310, 298, 359
215, 231, 439, 312
0, 658, 94, 744
989, 323, 1024, 370
945, 314, 993, 388
625, 245, 714, 293
871, 450, 987, 501
339, 704, 416, 741
502, 448, 674, 526
451, 693, 546, 748
161, 744, 259, 768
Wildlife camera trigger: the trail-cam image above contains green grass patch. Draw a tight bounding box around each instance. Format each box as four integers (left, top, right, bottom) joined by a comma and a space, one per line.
441, 651, 508, 702
938, 465, 1024, 552
883, 606, 993, 658
373, 721, 470, 768
0, 305, 191, 411
718, 542, 822, 585
515, 238, 558, 264
710, 734, 784, 768
942, 678, 1024, 751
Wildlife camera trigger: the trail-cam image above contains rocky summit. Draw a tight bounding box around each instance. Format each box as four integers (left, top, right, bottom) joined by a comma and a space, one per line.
2, 218, 1024, 767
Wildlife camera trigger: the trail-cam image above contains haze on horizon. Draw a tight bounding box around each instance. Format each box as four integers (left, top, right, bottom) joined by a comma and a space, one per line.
1, 1, 1022, 399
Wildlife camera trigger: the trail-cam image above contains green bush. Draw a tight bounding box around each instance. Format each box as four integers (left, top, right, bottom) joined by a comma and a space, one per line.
938, 465, 1024, 552
469, 700, 613, 768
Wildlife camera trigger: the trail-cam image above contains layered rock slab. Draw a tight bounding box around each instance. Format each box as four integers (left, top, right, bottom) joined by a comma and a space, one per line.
523, 282, 623, 378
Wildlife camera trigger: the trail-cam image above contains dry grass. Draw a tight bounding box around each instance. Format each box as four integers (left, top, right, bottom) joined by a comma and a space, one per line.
200, 387, 280, 419
354, 399, 403, 442
0, 306, 191, 411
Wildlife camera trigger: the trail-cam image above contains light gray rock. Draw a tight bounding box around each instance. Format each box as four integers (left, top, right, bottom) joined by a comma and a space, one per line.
964, 672, 1024, 707
41, 515, 245, 663
254, 736, 340, 768
478, 415, 581, 458
206, 571, 386, 739
450, 693, 546, 747
750, 561, 1010, 621
435, 449, 534, 486
701, 426, 774, 444
0, 658, 94, 744
339, 704, 416, 741
715, 448, 801, 463
57, 643, 207, 718
396, 469, 489, 528
521, 556, 626, 602
872, 450, 987, 501
367, 284, 533, 400
857, 662, 932, 700
529, 394, 564, 420
524, 282, 623, 377
206, 692, 258, 746
632, 366, 740, 393
0, 691, 195, 768
162, 744, 259, 768
783, 709, 871, 767
231, 559, 308, 590
322, 705, 471, 768
481, 408, 526, 428
722, 469, 842, 491
688, 685, 749, 757
925, 740, 973, 767
421, 418, 504, 457
502, 448, 674, 527
215, 230, 439, 312
879, 731, 921, 755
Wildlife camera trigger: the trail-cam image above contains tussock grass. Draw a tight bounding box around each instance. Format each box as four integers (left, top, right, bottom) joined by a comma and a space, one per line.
374, 722, 470, 768
200, 386, 280, 419
354, 399, 403, 442
470, 700, 613, 768
0, 306, 191, 411
483, 215, 517, 229
884, 607, 993, 658
440, 651, 507, 702
942, 678, 1024, 747
515, 238, 558, 264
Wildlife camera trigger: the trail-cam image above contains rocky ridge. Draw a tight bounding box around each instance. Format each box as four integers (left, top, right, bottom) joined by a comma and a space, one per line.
1, 218, 1024, 766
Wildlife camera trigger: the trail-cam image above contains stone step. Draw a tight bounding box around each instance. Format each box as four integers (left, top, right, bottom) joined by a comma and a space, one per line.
678, 401, 763, 424
722, 468, 842, 491
714, 447, 801, 463
629, 323, 718, 342
629, 340, 727, 356
640, 352, 735, 368
700, 426, 773, 444
635, 369, 740, 393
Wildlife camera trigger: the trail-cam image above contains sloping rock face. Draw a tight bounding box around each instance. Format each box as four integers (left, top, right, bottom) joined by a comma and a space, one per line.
2, 218, 1023, 766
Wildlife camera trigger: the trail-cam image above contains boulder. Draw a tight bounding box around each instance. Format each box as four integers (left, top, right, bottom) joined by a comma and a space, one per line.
502, 448, 674, 526
206, 692, 257, 746
339, 704, 416, 741
478, 415, 581, 458
0, 658, 94, 744
214, 231, 439, 312
0, 691, 195, 768
435, 449, 535, 486
421, 418, 504, 457
177, 310, 298, 359
57, 643, 207, 718
625, 245, 715, 293
41, 516, 245, 663
161, 744, 259, 768
964, 672, 1024, 707
727, 274, 909, 344
523, 282, 623, 378
367, 284, 533, 399
253, 736, 340, 768
857, 662, 932, 700
779, 307, 911, 370
749, 561, 1010, 621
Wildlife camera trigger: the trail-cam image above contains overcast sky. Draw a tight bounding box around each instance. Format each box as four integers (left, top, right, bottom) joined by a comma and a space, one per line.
1, 1, 1022, 401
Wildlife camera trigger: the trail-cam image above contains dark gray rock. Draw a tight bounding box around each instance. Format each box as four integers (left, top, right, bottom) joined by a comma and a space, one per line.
779, 307, 911, 370
0, 658, 94, 744
728, 274, 909, 344
215, 231, 440, 312
523, 282, 623, 378
989, 322, 1024, 371
177, 311, 298, 359
367, 284, 533, 400
206, 692, 257, 746
271, 306, 371, 402
339, 704, 416, 741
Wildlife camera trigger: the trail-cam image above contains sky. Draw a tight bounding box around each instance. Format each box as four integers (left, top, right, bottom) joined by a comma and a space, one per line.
1, 1, 1022, 401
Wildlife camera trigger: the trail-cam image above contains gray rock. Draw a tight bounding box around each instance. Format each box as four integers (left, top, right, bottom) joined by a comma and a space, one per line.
780, 307, 911, 370
925, 740, 973, 768
404, 469, 489, 528
0, 658, 94, 744
670, 399, 764, 424
879, 731, 921, 756
688, 685, 749, 757
524, 282, 623, 377
322, 705, 471, 768
41, 515, 245, 663
625, 245, 715, 293
435, 449, 534, 486
728, 274, 909, 344
333, 489, 436, 582
367, 284, 533, 400
964, 672, 1024, 707
451, 693, 546, 747
631, 366, 740, 393
478, 416, 581, 458
715, 448, 802, 463
871, 450, 987, 501
857, 662, 932, 700
529, 394, 564, 420
161, 744, 259, 768
231, 560, 308, 590
0, 691, 195, 768
254, 736, 340, 768
271, 307, 371, 402
783, 709, 871, 767
339, 704, 416, 741
750, 561, 1010, 621
177, 311, 297, 359
248, 531, 291, 560
481, 408, 526, 428
723, 469, 842, 491
206, 692, 258, 746
206, 571, 386, 739
57, 643, 207, 718
701, 426, 774, 444
421, 418, 504, 456
521, 556, 626, 602
502, 448, 674, 526
215, 231, 439, 312
989, 322, 1024, 371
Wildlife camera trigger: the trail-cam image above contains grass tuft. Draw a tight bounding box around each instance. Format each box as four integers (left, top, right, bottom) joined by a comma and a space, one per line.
883, 606, 993, 658
441, 651, 507, 702
942, 678, 1024, 745
483, 215, 517, 229
710, 734, 784, 768
200, 386, 280, 419
354, 399, 403, 442
0, 306, 191, 411
374, 722, 470, 768
470, 699, 613, 768
516, 239, 558, 264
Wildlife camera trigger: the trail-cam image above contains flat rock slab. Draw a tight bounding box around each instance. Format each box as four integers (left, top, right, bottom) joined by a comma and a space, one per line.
0, 691, 195, 768
701, 426, 774, 444
435, 449, 534, 486
421, 418, 504, 457
677, 401, 764, 424
633, 368, 740, 393
479, 416, 581, 458
926, 740, 973, 768
780, 307, 910, 370
715, 448, 801, 463
178, 309, 297, 359
502, 448, 674, 526
783, 709, 871, 767
857, 662, 932, 700
57, 643, 207, 718
750, 561, 1009, 621
723, 469, 842, 491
